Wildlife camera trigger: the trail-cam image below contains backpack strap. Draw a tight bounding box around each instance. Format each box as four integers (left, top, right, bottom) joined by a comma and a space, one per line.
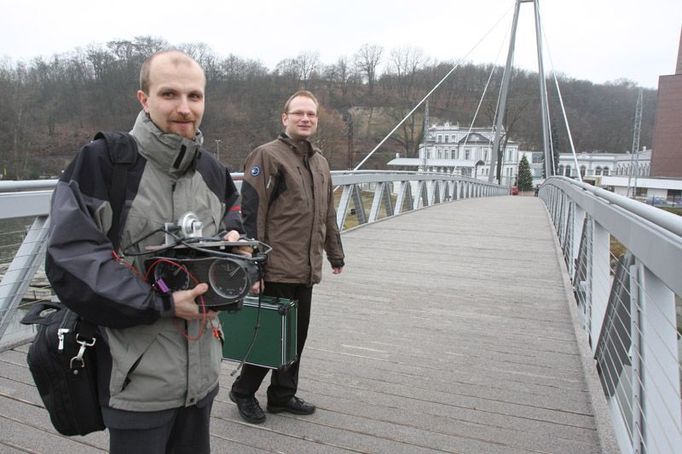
93, 131, 138, 251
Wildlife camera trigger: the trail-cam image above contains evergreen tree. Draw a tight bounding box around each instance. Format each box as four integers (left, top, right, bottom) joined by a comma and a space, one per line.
517, 155, 534, 191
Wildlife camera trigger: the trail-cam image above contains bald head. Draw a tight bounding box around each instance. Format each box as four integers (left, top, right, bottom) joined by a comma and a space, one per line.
136, 50, 206, 139
139, 50, 206, 94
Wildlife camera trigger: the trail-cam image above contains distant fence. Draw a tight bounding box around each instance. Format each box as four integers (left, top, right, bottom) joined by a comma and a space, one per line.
540, 176, 682, 454
0, 172, 506, 350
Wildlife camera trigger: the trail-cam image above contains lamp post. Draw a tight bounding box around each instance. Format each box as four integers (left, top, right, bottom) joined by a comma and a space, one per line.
215, 139, 222, 162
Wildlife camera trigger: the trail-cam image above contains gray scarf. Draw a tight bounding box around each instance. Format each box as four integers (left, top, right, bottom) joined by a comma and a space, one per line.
130, 111, 204, 180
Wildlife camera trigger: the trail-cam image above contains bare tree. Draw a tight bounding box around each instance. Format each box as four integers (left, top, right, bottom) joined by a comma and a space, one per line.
354, 44, 383, 97
296, 51, 320, 87
388, 46, 427, 99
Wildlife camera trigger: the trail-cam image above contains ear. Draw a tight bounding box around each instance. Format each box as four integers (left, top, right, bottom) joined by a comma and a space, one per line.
281, 112, 287, 127
137, 90, 149, 112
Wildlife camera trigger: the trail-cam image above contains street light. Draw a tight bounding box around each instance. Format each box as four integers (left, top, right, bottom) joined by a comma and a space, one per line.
215, 139, 222, 162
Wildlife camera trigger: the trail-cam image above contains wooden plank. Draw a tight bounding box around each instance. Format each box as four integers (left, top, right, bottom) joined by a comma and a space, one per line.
0, 197, 603, 453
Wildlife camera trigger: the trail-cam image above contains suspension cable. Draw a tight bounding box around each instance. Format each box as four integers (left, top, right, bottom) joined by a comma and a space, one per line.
461, 25, 510, 161
542, 26, 582, 182
353, 4, 514, 171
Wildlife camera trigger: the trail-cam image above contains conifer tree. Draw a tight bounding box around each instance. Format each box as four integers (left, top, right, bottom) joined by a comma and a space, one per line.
517, 155, 534, 191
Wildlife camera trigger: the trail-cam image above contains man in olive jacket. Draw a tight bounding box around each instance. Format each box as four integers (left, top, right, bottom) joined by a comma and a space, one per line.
230, 90, 345, 423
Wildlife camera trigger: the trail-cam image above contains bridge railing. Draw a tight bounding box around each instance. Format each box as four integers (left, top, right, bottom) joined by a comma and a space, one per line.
329, 170, 507, 229
539, 176, 682, 454
0, 172, 505, 350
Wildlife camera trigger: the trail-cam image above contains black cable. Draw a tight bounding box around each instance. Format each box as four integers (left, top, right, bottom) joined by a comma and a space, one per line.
230, 260, 265, 377
121, 227, 180, 257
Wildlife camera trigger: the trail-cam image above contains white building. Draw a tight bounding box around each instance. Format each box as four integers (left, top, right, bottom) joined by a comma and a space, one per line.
555, 149, 682, 206
597, 175, 682, 206
387, 123, 520, 186
557, 149, 651, 179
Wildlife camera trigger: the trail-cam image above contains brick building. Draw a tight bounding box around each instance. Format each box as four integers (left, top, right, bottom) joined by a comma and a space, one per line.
651, 28, 682, 177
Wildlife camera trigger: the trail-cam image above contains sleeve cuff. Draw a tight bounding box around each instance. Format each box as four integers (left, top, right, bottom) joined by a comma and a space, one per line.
329, 258, 345, 268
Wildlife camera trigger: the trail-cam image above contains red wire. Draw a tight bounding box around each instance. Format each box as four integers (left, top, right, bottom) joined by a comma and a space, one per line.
143, 257, 210, 341
112, 250, 142, 279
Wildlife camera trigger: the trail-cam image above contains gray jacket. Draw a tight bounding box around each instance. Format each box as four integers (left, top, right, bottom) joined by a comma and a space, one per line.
46, 111, 241, 412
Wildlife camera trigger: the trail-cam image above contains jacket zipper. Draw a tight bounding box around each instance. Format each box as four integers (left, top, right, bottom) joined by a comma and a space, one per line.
303, 155, 315, 284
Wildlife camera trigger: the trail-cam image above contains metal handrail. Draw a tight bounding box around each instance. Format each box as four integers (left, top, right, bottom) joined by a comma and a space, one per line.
539, 175, 682, 454
0, 171, 506, 350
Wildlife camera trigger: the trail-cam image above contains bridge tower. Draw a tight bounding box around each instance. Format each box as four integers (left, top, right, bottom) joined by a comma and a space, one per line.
489, 0, 552, 183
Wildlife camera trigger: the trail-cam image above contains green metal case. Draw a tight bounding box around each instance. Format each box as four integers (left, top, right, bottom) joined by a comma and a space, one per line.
219, 295, 297, 369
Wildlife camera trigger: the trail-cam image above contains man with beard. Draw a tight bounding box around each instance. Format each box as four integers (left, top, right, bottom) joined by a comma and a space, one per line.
45, 50, 242, 453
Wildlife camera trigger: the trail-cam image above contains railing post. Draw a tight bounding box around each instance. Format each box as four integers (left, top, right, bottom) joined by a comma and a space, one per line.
336, 185, 352, 230
416, 181, 428, 209
590, 220, 611, 352
0, 216, 49, 344
639, 266, 682, 453
630, 263, 643, 454
351, 185, 367, 225
571, 203, 586, 278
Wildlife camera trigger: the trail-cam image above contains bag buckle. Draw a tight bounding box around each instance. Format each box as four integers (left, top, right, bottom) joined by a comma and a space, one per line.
69, 335, 96, 371
57, 328, 70, 351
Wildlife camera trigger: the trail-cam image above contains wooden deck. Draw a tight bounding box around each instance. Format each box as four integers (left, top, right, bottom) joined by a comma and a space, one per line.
0, 196, 607, 453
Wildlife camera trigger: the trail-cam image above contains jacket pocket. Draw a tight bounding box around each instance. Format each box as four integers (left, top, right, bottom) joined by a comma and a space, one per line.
297, 167, 311, 208
107, 321, 186, 407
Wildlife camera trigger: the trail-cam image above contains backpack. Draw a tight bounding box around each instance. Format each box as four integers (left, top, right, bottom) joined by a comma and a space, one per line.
21, 131, 137, 436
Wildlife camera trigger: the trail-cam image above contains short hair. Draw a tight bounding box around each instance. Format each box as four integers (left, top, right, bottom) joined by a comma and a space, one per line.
283, 90, 319, 113
139, 50, 204, 93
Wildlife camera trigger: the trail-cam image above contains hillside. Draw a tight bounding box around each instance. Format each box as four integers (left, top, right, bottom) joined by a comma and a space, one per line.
0, 37, 656, 179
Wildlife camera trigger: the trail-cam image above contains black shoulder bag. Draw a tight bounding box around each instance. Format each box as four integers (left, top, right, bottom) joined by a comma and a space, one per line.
21, 131, 137, 436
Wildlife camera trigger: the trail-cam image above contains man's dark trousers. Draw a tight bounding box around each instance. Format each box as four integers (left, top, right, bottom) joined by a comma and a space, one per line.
231, 282, 313, 405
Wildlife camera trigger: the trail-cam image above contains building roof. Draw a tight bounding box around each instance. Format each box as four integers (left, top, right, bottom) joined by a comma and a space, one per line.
387, 158, 476, 168
458, 132, 491, 144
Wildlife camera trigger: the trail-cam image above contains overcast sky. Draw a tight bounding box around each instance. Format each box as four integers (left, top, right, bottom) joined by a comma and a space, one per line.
1, 0, 680, 89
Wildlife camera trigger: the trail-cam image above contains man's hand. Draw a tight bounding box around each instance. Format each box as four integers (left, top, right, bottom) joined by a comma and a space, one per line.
173, 283, 216, 321
249, 279, 264, 294
332, 266, 343, 275
223, 230, 241, 242
223, 230, 253, 256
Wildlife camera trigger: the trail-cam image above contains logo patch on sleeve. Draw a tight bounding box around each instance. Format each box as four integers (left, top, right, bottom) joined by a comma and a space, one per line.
250, 165, 261, 177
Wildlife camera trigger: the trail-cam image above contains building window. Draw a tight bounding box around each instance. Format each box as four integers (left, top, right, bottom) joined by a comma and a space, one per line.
437, 135, 442, 143
465, 149, 470, 160
580, 166, 586, 177
444, 135, 449, 143
558, 165, 564, 175
603, 167, 609, 176
595, 167, 602, 176
566, 166, 571, 177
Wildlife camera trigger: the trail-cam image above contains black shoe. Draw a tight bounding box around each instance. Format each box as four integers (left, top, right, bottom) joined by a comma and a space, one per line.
229, 391, 266, 424
267, 396, 316, 415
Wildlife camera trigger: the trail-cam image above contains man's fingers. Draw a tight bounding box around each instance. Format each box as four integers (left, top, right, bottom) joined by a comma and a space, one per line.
191, 283, 209, 297
223, 230, 240, 242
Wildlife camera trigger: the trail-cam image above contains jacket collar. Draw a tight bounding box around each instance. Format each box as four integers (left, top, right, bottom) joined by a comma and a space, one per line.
278, 133, 318, 159
131, 110, 203, 179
